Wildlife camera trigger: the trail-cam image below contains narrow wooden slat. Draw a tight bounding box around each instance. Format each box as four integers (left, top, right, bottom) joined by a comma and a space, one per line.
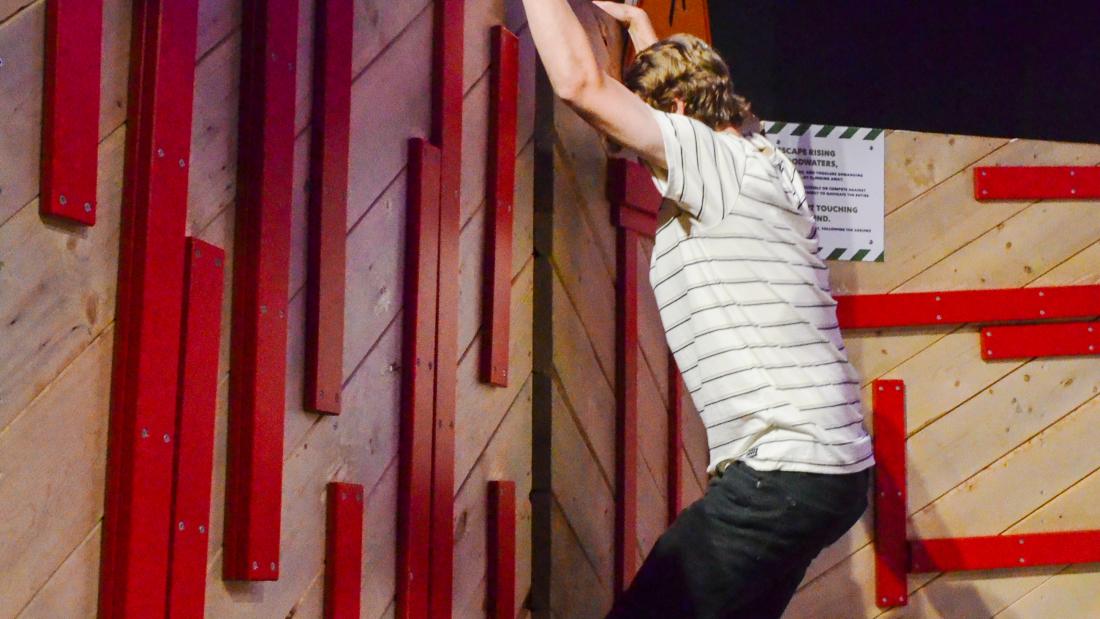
225, 0, 299, 581
873, 379, 908, 608
488, 480, 517, 619
480, 25, 519, 387
981, 321, 1100, 359
667, 353, 684, 525
396, 138, 442, 619
836, 285, 1100, 329
99, 2, 201, 616
614, 228, 640, 595
304, 0, 353, 414
324, 482, 365, 619
975, 166, 1100, 201
167, 239, 225, 619
40, 0, 103, 225
910, 531, 1100, 573
429, 1, 465, 614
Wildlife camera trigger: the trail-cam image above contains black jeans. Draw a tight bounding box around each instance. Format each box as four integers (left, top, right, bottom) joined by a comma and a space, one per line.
606, 460, 871, 619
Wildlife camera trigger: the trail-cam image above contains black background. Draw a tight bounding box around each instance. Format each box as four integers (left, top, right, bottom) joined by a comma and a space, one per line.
707, 1, 1100, 143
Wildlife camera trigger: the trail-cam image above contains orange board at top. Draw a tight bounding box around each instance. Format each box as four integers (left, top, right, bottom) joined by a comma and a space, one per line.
637, 0, 712, 43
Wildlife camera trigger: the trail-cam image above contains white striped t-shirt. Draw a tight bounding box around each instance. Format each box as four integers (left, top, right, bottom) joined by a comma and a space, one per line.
644, 107, 874, 475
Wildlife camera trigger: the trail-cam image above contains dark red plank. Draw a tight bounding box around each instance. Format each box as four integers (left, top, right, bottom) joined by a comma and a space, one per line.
99, 2, 201, 616
607, 158, 663, 216
910, 531, 1100, 573
40, 0, 103, 225
325, 482, 365, 619
429, 1, 465, 615
480, 25, 519, 387
167, 239, 225, 619
225, 0, 299, 581
488, 480, 517, 619
614, 228, 640, 595
981, 321, 1099, 360
396, 138, 442, 619
667, 352, 684, 525
612, 205, 658, 238
975, 166, 1100, 201
836, 285, 1100, 329
305, 0, 353, 414
872, 379, 908, 608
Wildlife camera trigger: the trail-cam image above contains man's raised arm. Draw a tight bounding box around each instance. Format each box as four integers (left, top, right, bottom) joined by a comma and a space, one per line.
519, 0, 668, 170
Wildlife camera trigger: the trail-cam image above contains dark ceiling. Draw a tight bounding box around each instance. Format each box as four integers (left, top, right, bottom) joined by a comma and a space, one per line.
708, 1, 1100, 143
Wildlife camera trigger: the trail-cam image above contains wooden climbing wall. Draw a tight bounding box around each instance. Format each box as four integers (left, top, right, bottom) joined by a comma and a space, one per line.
0, 0, 536, 616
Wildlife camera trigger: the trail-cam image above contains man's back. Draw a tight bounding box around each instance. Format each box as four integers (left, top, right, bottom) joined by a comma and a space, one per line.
645, 108, 874, 476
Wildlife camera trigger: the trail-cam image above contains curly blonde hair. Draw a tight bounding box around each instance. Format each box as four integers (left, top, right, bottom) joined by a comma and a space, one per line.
623, 34, 752, 132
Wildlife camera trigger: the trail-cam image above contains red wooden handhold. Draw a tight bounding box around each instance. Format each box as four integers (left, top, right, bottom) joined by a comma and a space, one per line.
397, 138, 442, 619
167, 239, 225, 619
667, 353, 684, 525
488, 480, 517, 619
429, 1, 465, 615
481, 25, 520, 387
607, 158, 663, 217
99, 1, 201, 616
325, 482, 365, 619
225, 0, 299, 581
41, 0, 103, 225
910, 530, 1100, 573
872, 379, 908, 609
305, 0, 353, 414
614, 228, 640, 595
836, 285, 1100, 329
981, 321, 1100, 359
974, 166, 1100, 201
613, 204, 658, 238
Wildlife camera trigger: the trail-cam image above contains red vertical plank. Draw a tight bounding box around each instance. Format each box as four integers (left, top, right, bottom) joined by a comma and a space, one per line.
99, 2, 201, 617
615, 228, 640, 594
305, 0, 353, 414
396, 138, 442, 619
872, 379, 908, 608
430, 1, 464, 615
225, 0, 299, 581
667, 352, 684, 525
40, 0, 103, 225
974, 166, 1100, 200
487, 480, 517, 619
481, 25, 519, 387
167, 239, 225, 619
325, 482, 365, 619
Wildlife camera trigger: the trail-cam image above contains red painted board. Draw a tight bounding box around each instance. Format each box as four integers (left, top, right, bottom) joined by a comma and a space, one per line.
667, 352, 684, 525
429, 1, 465, 615
613, 204, 658, 238
480, 25, 519, 387
974, 166, 1100, 201
607, 158, 663, 216
910, 530, 1100, 573
305, 0, 353, 414
872, 379, 908, 608
325, 482, 365, 619
614, 228, 640, 595
167, 239, 225, 619
396, 138, 441, 619
225, 0, 299, 581
488, 480, 517, 619
99, 2, 200, 616
981, 321, 1100, 360
40, 0, 103, 225
836, 285, 1100, 329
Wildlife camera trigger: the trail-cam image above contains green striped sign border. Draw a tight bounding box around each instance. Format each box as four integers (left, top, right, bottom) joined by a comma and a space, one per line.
823, 247, 885, 262
764, 121, 883, 141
